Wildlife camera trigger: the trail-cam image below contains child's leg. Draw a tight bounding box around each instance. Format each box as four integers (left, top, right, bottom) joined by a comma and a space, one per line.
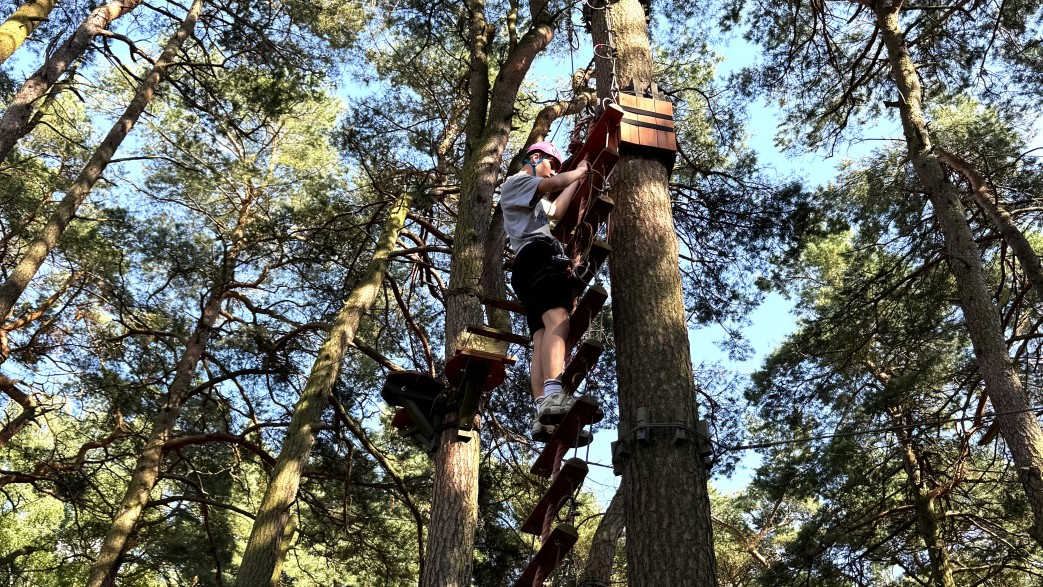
530, 328, 545, 400
540, 307, 569, 385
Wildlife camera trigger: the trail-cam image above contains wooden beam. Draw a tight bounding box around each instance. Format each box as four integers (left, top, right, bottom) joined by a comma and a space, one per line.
465, 324, 531, 347
521, 458, 588, 535
566, 285, 607, 353
531, 396, 602, 478
511, 523, 580, 587
561, 341, 604, 395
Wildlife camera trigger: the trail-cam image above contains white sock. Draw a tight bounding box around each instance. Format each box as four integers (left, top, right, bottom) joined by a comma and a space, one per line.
543, 378, 563, 396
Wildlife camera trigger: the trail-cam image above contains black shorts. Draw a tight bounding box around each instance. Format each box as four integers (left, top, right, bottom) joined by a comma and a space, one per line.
511, 238, 573, 335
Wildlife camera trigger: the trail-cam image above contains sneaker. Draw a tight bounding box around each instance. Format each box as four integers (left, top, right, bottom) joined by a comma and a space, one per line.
538, 392, 576, 424
531, 418, 554, 442
530, 419, 593, 447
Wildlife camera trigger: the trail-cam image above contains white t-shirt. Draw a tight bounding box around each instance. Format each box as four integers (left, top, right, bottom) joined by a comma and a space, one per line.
500, 173, 554, 253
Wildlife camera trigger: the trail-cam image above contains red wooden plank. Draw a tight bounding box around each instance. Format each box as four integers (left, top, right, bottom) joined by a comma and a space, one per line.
559, 104, 624, 174
565, 285, 607, 353
553, 147, 620, 247
564, 195, 614, 261
572, 239, 611, 289
511, 523, 579, 587
550, 105, 624, 243
561, 340, 604, 395
520, 458, 588, 535
531, 396, 602, 478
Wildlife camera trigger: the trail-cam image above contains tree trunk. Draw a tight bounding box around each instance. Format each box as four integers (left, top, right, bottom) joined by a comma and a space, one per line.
0, 0, 58, 65
891, 410, 957, 587
578, 490, 625, 587
86, 269, 227, 587
421, 0, 556, 584
935, 147, 1043, 298
873, 0, 1043, 546
233, 192, 411, 587
0, 0, 198, 328
0, 375, 40, 450
592, 0, 719, 585
0, 0, 143, 162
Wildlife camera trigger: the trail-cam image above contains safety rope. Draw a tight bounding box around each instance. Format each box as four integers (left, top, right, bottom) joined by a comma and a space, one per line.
584, 0, 621, 103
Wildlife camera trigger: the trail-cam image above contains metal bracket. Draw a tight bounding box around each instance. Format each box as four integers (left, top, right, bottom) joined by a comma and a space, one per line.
610, 407, 715, 475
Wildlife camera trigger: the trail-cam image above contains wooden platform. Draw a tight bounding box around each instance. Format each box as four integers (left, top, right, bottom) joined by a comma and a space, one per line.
521, 458, 588, 536
444, 348, 516, 431
381, 372, 445, 449
444, 347, 515, 390
511, 523, 579, 587
531, 396, 602, 478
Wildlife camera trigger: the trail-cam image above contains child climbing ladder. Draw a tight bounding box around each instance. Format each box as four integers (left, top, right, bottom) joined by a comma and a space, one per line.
500, 141, 591, 441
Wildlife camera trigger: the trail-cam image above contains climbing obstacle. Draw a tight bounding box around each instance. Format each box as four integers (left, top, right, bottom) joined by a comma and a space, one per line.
381, 371, 445, 452
510, 103, 625, 587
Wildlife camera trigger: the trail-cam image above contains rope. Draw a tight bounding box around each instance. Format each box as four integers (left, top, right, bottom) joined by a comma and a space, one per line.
585, 0, 621, 102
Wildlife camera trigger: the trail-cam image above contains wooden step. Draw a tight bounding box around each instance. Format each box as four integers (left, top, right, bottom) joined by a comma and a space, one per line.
566, 285, 607, 353
563, 195, 614, 261
511, 523, 580, 587
466, 324, 531, 347
553, 148, 621, 246
521, 458, 588, 536
561, 340, 604, 395
532, 396, 602, 478
479, 295, 525, 314
551, 103, 624, 252
572, 239, 611, 290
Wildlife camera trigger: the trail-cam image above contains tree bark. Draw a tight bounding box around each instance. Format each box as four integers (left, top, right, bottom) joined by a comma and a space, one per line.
873, 0, 1043, 546
592, 0, 719, 584
0, 375, 40, 450
0, 0, 58, 65
934, 147, 1043, 298
422, 0, 556, 584
890, 410, 957, 587
87, 257, 228, 587
0, 0, 143, 162
578, 490, 625, 587
0, 0, 197, 328
233, 192, 411, 587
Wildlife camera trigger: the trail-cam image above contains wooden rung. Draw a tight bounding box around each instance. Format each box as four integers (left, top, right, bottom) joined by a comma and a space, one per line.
479, 295, 525, 314
553, 155, 620, 248
532, 396, 602, 478
566, 285, 607, 353
572, 239, 611, 289
551, 104, 624, 245
465, 324, 531, 347
559, 104, 624, 174
561, 340, 604, 395
521, 458, 588, 535
563, 195, 614, 261
511, 523, 580, 587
